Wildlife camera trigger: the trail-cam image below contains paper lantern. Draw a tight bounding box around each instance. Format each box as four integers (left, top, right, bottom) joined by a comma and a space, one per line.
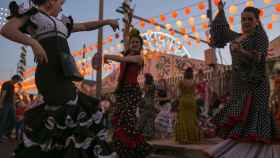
140, 20, 145, 28
180, 28, 186, 34
246, 1, 254, 7
213, 0, 220, 6
260, 8, 265, 18
160, 14, 166, 22
201, 23, 209, 30
176, 20, 183, 28
228, 16, 234, 24
272, 14, 278, 22
188, 17, 195, 26
149, 18, 156, 24
184, 34, 189, 41
178, 45, 183, 49
184, 7, 191, 15
197, 2, 206, 11
229, 5, 238, 14
275, 4, 280, 13
169, 29, 175, 36
194, 32, 200, 42
264, 0, 272, 5
156, 25, 161, 31
191, 26, 196, 33
200, 14, 207, 21
171, 11, 178, 19
165, 23, 172, 30
267, 22, 273, 30
175, 38, 180, 43
187, 41, 192, 46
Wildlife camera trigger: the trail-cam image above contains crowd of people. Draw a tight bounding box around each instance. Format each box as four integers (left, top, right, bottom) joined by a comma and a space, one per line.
1, 0, 280, 158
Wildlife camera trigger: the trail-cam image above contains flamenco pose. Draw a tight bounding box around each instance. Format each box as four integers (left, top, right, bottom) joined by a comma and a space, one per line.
104, 28, 152, 158
1, 0, 119, 157
206, 1, 280, 157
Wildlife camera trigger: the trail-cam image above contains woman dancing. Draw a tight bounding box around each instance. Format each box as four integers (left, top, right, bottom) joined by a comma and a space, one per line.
1, 0, 118, 157
206, 1, 280, 157
104, 28, 152, 158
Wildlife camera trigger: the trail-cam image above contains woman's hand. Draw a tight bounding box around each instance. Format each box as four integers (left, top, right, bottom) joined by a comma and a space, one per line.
218, 1, 225, 11
30, 40, 48, 64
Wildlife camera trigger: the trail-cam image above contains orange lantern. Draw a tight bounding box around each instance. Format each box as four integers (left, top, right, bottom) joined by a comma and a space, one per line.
192, 26, 196, 33
149, 18, 156, 24
160, 14, 166, 22
272, 14, 278, 22
229, 5, 238, 14
264, 0, 272, 5
201, 23, 209, 30
275, 4, 280, 13
267, 22, 273, 30
184, 35, 189, 41
213, 0, 220, 6
184, 7, 191, 15
228, 16, 234, 24
188, 17, 195, 26
187, 41, 192, 46
140, 20, 145, 28
260, 8, 265, 18
180, 28, 186, 34
171, 11, 178, 19
169, 29, 175, 36
197, 2, 206, 11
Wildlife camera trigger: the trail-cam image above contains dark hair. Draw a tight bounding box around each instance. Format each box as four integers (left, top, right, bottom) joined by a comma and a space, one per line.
243, 7, 260, 20
8, 1, 19, 17
30, 0, 49, 6
144, 73, 154, 85
128, 28, 143, 54
184, 67, 193, 79
11, 74, 22, 82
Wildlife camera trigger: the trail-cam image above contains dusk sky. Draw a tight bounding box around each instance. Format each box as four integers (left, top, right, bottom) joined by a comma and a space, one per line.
0, 0, 279, 81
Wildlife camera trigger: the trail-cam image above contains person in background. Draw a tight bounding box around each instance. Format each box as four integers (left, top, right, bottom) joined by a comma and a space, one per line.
175, 68, 201, 144
0, 75, 22, 142
138, 73, 156, 140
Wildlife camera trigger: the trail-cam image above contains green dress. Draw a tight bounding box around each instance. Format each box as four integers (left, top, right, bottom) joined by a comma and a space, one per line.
175, 81, 201, 144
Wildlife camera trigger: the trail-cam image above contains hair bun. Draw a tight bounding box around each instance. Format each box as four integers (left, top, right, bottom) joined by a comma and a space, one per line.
9, 1, 19, 17
31, 0, 48, 5
129, 28, 140, 37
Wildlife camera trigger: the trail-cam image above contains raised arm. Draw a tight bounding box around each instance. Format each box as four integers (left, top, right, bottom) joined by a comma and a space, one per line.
104, 54, 143, 65
1, 15, 48, 64
210, 1, 239, 48
72, 19, 119, 33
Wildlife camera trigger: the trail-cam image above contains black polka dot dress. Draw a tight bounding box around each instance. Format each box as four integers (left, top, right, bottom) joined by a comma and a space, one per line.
112, 63, 153, 158
210, 10, 280, 144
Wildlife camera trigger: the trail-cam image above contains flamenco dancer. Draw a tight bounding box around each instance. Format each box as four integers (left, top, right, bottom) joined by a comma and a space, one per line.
1, 0, 119, 157
104, 28, 152, 158
206, 1, 280, 157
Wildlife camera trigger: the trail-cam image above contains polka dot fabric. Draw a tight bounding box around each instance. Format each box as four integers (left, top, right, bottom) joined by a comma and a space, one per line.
210, 9, 280, 144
